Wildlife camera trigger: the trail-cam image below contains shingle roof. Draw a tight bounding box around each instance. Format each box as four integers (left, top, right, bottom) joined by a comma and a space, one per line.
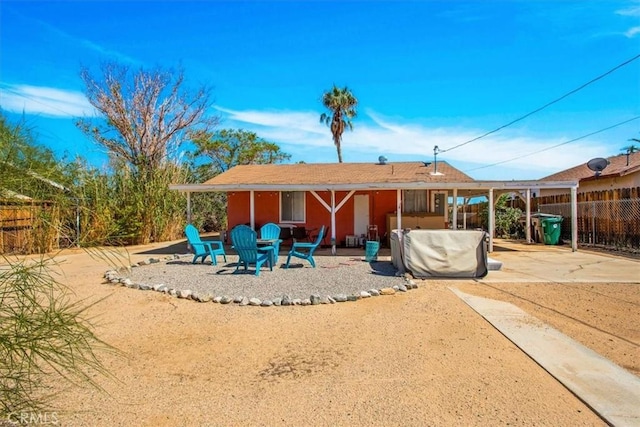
540, 151, 640, 182
204, 161, 475, 186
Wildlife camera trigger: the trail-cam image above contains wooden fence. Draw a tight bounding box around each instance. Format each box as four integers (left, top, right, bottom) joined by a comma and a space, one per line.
0, 200, 58, 254
457, 187, 640, 249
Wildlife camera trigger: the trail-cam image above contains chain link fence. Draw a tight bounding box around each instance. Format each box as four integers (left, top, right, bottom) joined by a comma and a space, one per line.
539, 199, 640, 250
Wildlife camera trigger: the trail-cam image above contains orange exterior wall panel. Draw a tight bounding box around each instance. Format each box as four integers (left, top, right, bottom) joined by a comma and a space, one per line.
226, 190, 399, 244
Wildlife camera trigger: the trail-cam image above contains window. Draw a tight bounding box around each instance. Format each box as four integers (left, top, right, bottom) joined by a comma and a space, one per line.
403, 190, 427, 213
280, 191, 305, 222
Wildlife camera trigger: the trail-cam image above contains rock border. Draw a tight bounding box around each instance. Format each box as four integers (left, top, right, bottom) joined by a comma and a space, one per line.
103, 254, 419, 307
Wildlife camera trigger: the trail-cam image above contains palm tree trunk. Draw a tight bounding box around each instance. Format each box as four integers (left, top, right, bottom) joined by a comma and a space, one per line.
332, 113, 344, 163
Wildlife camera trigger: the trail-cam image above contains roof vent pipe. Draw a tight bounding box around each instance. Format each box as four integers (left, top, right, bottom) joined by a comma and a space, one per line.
433, 145, 439, 174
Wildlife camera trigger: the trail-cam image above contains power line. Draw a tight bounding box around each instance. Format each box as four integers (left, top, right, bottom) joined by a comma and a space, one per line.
464, 115, 640, 172
441, 53, 640, 153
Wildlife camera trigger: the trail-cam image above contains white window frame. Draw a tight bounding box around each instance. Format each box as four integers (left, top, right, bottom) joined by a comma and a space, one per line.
279, 191, 306, 223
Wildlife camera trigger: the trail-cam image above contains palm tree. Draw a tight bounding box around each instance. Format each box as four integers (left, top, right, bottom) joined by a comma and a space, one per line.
623, 133, 640, 153
320, 85, 358, 163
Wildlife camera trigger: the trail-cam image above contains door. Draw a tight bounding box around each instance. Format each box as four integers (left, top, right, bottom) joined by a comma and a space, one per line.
431, 191, 449, 226
354, 194, 370, 239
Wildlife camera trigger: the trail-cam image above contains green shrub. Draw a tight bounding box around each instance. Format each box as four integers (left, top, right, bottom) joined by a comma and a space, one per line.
0, 257, 116, 415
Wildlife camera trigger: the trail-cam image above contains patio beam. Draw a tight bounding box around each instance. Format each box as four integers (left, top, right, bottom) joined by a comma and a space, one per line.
335, 190, 356, 212
310, 191, 331, 212
311, 190, 354, 256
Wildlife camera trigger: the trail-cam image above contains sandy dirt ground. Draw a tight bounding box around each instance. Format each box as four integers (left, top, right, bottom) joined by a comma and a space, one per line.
8, 243, 639, 426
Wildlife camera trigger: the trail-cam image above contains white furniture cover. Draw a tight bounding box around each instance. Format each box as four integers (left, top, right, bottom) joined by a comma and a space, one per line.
391, 229, 488, 278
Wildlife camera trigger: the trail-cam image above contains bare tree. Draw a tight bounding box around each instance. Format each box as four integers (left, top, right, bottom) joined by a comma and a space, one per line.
77, 62, 218, 173
76, 63, 219, 244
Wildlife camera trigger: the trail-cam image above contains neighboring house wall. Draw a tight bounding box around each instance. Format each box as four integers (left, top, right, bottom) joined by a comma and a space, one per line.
540, 173, 640, 197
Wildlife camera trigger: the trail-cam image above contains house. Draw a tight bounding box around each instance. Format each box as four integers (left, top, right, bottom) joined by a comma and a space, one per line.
539, 151, 640, 196
171, 159, 580, 252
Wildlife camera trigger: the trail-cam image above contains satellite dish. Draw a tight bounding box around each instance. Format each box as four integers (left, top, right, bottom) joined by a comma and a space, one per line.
378, 155, 388, 165
587, 158, 609, 176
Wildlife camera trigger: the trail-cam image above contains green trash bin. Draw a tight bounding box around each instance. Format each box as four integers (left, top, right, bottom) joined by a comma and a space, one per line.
365, 241, 380, 262
541, 217, 563, 245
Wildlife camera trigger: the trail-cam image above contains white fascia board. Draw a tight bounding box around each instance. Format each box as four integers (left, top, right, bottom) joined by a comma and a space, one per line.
170, 180, 579, 192
474, 180, 579, 190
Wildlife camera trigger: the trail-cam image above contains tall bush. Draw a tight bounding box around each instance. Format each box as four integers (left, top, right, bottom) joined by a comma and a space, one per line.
479, 194, 524, 238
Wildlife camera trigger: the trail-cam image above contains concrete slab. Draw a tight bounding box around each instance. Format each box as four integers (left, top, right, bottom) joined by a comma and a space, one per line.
322, 240, 639, 283
482, 241, 640, 283
450, 287, 640, 427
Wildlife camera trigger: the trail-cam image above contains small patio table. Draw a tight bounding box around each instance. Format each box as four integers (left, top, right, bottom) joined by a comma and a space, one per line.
256, 239, 278, 266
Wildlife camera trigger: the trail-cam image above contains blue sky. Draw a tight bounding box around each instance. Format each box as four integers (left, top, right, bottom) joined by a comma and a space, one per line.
1, 0, 639, 180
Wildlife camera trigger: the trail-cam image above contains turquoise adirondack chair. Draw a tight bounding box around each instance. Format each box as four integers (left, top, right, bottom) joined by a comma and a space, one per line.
230, 225, 273, 276
259, 223, 282, 264
185, 224, 227, 266
285, 225, 325, 268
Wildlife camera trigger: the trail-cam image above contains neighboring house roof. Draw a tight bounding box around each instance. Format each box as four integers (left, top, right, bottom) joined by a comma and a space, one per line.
540, 151, 640, 183
204, 161, 475, 187
0, 188, 33, 201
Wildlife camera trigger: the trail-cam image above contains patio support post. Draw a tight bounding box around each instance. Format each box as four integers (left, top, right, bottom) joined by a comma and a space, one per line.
396, 188, 404, 259
75, 201, 80, 248
488, 188, 495, 252
249, 190, 255, 230
525, 188, 531, 243
310, 189, 353, 256
463, 198, 468, 229
571, 186, 578, 252
396, 189, 402, 233
452, 189, 458, 230
186, 191, 192, 224
331, 190, 336, 255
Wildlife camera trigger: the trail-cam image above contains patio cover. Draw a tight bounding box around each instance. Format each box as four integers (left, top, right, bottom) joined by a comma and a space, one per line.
391, 229, 488, 278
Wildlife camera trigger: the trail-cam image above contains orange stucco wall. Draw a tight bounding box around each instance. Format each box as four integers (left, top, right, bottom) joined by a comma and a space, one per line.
226, 190, 400, 245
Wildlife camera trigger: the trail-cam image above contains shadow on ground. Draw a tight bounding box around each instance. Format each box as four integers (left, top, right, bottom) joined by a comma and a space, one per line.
135, 241, 394, 259
135, 240, 190, 255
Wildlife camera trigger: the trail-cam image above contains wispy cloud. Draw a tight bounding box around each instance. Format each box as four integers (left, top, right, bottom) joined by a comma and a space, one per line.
0, 84, 95, 117
615, 4, 640, 16
8, 6, 140, 65
624, 26, 640, 37
216, 107, 605, 179
437, 4, 487, 23
615, 2, 640, 38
